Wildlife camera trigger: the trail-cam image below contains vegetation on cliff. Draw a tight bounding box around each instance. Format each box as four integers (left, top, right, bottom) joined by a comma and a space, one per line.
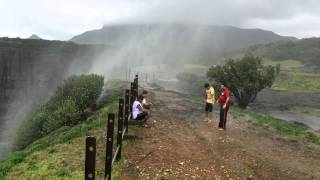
13, 74, 104, 150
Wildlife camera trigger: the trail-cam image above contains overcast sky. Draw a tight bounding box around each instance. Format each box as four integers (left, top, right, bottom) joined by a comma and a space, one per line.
1, 0, 320, 40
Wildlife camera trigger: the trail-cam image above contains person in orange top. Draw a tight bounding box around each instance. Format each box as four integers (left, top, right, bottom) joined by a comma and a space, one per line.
217, 83, 231, 130
204, 83, 215, 122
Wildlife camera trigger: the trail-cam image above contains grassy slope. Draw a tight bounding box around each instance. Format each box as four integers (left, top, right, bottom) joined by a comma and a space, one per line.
261, 59, 320, 92
0, 80, 129, 180
262, 59, 303, 71
0, 104, 118, 179
289, 107, 320, 118
247, 37, 320, 72
237, 59, 319, 143
272, 71, 320, 92
231, 108, 320, 145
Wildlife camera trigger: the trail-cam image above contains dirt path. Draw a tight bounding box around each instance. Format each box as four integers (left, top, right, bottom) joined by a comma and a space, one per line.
119, 85, 320, 180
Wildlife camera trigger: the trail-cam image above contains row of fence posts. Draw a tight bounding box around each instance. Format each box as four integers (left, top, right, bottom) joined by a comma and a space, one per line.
125, 71, 157, 82
85, 75, 139, 180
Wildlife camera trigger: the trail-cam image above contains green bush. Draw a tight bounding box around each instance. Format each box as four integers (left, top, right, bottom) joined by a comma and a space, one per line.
207, 54, 275, 108
49, 74, 104, 111
42, 100, 81, 135
13, 74, 104, 150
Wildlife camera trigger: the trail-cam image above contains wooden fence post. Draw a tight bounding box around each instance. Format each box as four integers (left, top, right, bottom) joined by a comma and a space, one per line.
124, 89, 130, 133
85, 137, 96, 180
130, 82, 135, 114
116, 99, 124, 161
134, 74, 138, 97
105, 113, 115, 180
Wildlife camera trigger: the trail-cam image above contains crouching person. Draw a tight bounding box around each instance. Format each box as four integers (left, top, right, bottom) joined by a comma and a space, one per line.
133, 95, 150, 128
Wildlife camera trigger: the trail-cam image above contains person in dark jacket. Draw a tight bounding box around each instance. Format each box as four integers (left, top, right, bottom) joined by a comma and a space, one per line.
217, 83, 231, 130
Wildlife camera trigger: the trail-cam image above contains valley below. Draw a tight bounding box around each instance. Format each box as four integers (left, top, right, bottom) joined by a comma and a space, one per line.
252, 89, 320, 131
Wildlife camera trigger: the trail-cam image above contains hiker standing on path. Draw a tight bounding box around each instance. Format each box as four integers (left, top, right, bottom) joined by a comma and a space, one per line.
218, 83, 231, 130
204, 83, 215, 122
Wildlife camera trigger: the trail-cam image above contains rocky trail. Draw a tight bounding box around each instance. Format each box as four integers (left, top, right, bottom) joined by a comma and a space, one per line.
119, 85, 320, 179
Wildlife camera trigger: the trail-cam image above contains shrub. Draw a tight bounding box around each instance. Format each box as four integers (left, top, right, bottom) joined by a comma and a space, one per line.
207, 54, 275, 108
42, 100, 81, 135
14, 74, 104, 150
49, 74, 104, 111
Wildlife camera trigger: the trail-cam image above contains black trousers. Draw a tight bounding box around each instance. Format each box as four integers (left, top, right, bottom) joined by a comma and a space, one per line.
219, 105, 229, 129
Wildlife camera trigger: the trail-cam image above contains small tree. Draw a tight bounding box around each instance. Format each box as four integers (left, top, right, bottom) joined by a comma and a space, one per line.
207, 54, 275, 108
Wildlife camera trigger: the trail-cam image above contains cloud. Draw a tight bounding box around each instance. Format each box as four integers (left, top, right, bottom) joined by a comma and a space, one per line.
0, 0, 320, 39
0, 0, 142, 40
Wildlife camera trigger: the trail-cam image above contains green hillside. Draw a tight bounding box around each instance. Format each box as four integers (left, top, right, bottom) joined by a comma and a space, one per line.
247, 38, 320, 72
0, 78, 127, 180
0, 101, 126, 180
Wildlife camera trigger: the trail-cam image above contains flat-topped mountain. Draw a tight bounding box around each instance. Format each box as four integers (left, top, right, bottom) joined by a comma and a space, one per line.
71, 24, 296, 50
70, 24, 297, 64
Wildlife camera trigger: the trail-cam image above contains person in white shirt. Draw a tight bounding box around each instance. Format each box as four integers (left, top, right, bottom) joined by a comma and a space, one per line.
132, 95, 149, 127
